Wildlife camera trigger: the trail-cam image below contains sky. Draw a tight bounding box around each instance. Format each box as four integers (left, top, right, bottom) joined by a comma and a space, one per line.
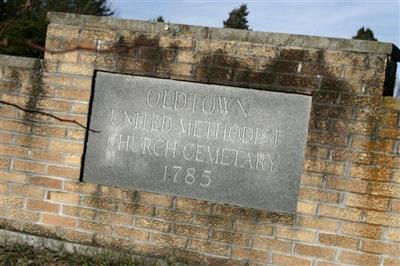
110, 0, 399, 95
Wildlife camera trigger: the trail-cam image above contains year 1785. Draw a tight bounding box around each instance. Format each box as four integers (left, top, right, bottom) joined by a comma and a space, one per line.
163, 165, 211, 187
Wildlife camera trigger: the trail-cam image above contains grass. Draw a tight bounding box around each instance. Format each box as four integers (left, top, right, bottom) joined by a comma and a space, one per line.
0, 243, 171, 266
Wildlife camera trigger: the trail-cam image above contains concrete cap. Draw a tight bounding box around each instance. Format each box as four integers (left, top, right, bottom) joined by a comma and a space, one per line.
47, 12, 399, 60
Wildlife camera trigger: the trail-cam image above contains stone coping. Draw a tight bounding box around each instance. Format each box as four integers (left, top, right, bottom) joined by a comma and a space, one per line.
48, 12, 399, 59
0, 229, 164, 264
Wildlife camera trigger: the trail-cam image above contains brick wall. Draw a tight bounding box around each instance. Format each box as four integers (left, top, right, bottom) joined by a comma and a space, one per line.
1, 12, 399, 265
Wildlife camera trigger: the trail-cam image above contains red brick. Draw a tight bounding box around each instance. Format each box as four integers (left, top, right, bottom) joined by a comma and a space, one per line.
96, 211, 132, 225
303, 160, 344, 175
295, 243, 336, 260
231, 247, 267, 262
14, 160, 46, 174
299, 187, 339, 203
12, 184, 44, 199
174, 223, 208, 239
350, 164, 391, 181
319, 205, 363, 222
332, 148, 373, 164
47, 191, 80, 204
155, 208, 193, 223
326, 176, 368, 193
339, 250, 380, 265
362, 239, 400, 256
32, 126, 66, 138
55, 88, 91, 100
256, 212, 294, 225
234, 219, 273, 236
296, 201, 317, 215
81, 196, 117, 211
59, 63, 93, 76
272, 254, 311, 266
340, 222, 383, 239
49, 140, 84, 154
366, 211, 400, 227
392, 199, 400, 213
276, 227, 316, 242
27, 199, 59, 213
297, 216, 338, 232
195, 214, 231, 229
333, 120, 373, 135
119, 202, 154, 216
0, 183, 7, 193
305, 145, 330, 160
319, 233, 359, 249
316, 262, 342, 266
211, 230, 250, 246
99, 185, 135, 201
30, 151, 64, 163
39, 99, 70, 112
79, 220, 111, 233
386, 228, 400, 242
0, 145, 28, 158
213, 205, 256, 219
237, 43, 277, 58
153, 233, 188, 248
308, 132, 347, 146
384, 257, 400, 266
190, 239, 228, 256
341, 95, 381, 108
300, 172, 323, 187
135, 217, 170, 232
379, 128, 400, 139
64, 181, 98, 194
113, 226, 149, 241
0, 105, 17, 118
64, 154, 81, 165
0, 132, 14, 144
59, 229, 92, 244
277, 74, 318, 89
1, 171, 27, 183
31, 176, 62, 189
47, 24, 80, 39
62, 206, 96, 220
15, 135, 50, 149
197, 40, 236, 54
352, 136, 394, 153
42, 214, 76, 227
136, 191, 172, 207
346, 193, 389, 211
1, 120, 30, 133
47, 165, 80, 179
175, 197, 212, 213
368, 182, 400, 198
7, 209, 40, 222
0, 195, 24, 208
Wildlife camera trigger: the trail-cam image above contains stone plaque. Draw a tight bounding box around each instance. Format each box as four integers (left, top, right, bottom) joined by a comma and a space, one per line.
83, 72, 311, 213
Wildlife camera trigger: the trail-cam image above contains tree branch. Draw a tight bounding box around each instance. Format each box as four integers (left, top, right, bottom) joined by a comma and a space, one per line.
0, 0, 31, 34
0, 100, 99, 133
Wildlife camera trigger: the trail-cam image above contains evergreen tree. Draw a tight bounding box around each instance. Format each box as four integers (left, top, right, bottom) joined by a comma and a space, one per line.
223, 4, 250, 30
0, 0, 114, 58
150, 16, 164, 23
155, 16, 165, 23
352, 27, 378, 41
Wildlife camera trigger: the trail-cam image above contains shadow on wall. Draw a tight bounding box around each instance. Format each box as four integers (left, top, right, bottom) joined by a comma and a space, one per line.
110, 33, 382, 136
24, 60, 46, 125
